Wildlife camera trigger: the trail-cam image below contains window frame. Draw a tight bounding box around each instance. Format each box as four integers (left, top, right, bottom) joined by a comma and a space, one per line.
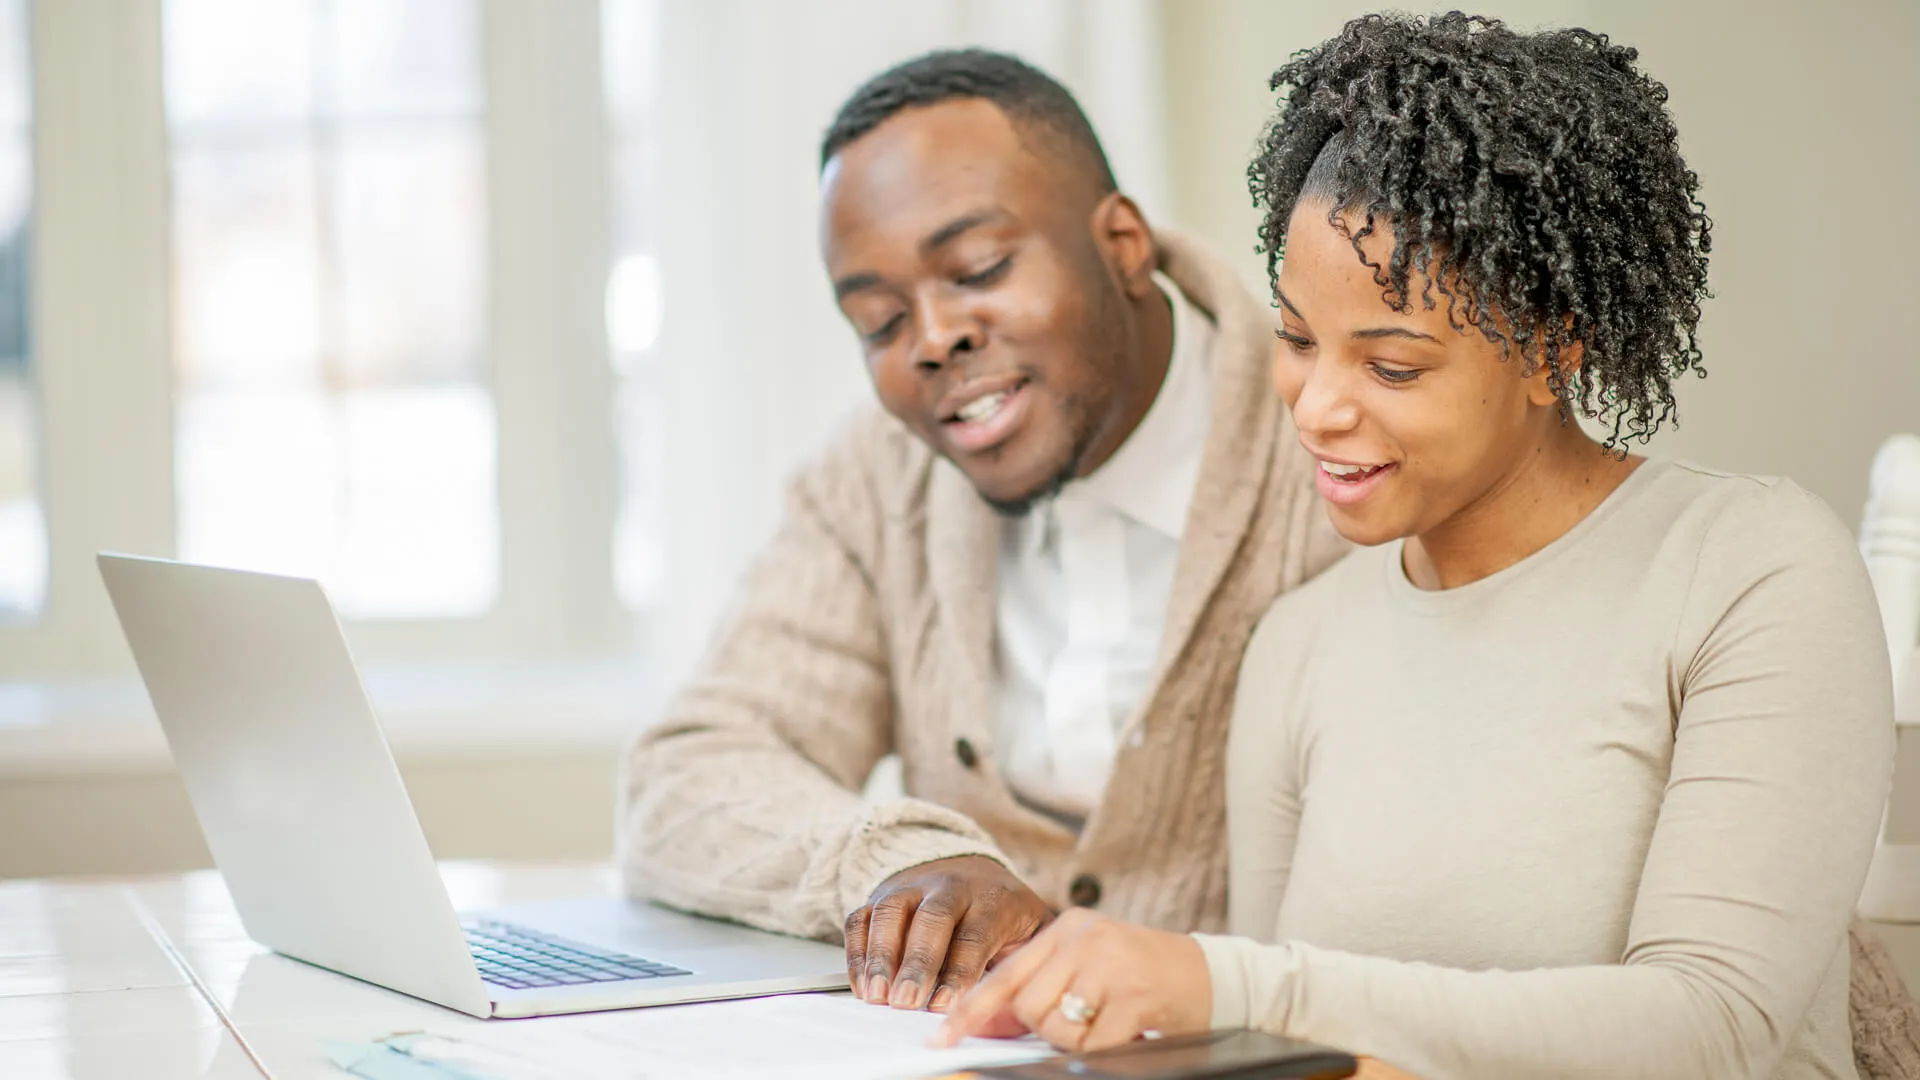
0, 0, 639, 689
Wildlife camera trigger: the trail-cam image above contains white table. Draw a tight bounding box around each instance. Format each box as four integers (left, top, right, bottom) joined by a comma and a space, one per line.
0, 862, 695, 1079
15, 861, 1920, 1080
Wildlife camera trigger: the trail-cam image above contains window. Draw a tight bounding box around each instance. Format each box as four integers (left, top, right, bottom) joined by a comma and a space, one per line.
0, 0, 37, 621
164, 0, 496, 619
603, 0, 663, 611
1, 3, 639, 707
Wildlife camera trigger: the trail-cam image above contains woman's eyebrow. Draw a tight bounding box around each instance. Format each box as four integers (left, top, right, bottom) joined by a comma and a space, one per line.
1276, 287, 1439, 343
1352, 326, 1442, 343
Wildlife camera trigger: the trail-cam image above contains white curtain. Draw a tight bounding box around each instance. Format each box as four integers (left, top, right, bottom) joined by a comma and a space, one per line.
645, 0, 1169, 685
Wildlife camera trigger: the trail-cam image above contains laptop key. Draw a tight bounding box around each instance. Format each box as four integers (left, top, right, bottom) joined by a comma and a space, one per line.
464, 920, 693, 990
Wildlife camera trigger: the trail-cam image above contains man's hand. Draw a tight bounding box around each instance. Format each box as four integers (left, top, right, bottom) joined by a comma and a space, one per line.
844, 855, 1053, 1013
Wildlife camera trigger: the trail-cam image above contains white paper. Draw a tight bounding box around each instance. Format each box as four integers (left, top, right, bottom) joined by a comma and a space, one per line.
392, 992, 1051, 1080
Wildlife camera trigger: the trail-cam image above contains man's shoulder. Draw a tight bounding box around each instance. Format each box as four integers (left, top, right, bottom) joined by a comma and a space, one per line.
796, 403, 941, 521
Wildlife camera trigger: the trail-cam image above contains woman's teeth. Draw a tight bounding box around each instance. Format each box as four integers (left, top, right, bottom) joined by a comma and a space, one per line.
956, 392, 1008, 423
1322, 461, 1386, 481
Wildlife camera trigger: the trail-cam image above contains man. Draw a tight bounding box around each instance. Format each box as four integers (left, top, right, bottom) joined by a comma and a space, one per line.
617, 49, 1343, 1015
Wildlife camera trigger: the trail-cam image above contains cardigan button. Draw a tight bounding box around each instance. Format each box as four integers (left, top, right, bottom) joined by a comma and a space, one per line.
954, 737, 979, 770
1068, 873, 1103, 908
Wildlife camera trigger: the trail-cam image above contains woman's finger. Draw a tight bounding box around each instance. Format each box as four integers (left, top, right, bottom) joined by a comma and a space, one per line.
1074, 987, 1151, 1053
1006, 952, 1086, 1050
932, 924, 1061, 1045
966, 1004, 1035, 1041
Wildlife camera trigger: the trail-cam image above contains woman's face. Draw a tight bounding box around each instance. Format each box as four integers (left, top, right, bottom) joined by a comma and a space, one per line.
1271, 200, 1566, 547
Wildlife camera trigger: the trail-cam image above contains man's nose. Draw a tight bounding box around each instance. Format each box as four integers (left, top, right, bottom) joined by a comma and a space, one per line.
911, 293, 981, 372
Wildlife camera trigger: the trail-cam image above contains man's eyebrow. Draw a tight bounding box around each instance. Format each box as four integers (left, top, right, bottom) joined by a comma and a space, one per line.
833, 210, 1011, 300
1352, 326, 1442, 343
832, 272, 883, 301
923, 210, 1007, 255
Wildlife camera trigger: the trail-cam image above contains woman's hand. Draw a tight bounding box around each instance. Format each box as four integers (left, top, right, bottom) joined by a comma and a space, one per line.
930, 908, 1212, 1052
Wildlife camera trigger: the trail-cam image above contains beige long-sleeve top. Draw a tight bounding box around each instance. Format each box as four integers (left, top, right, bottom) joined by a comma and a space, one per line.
1201, 462, 1896, 1080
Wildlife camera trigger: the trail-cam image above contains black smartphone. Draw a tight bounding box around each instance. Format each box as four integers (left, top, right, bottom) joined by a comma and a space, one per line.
969, 1029, 1359, 1079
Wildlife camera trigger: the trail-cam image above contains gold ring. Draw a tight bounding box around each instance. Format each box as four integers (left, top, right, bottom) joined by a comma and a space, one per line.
1058, 992, 1097, 1025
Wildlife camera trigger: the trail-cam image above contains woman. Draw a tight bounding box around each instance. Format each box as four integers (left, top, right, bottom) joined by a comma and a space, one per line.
935, 13, 1896, 1079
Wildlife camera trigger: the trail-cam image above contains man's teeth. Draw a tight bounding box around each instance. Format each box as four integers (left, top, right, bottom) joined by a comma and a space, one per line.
956, 392, 1008, 424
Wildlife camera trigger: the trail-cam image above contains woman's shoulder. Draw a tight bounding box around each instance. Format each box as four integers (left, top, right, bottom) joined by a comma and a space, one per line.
1651, 462, 1879, 651
1655, 462, 1860, 575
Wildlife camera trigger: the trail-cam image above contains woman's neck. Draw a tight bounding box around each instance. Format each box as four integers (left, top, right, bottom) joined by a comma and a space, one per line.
1402, 429, 1642, 591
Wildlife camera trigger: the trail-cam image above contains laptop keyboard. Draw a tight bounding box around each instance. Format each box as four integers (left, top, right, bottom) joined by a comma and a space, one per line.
462, 919, 691, 991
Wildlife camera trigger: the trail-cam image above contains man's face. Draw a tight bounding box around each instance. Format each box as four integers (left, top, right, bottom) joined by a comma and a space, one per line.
819, 99, 1140, 514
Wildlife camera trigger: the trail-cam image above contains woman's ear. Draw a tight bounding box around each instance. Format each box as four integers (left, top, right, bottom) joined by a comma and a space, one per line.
1525, 339, 1584, 408
1088, 192, 1158, 301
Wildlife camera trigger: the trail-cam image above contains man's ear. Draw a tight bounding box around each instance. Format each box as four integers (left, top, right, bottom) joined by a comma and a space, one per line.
1088, 192, 1158, 301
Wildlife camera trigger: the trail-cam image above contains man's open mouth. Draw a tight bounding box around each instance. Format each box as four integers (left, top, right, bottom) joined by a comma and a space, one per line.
940, 378, 1031, 453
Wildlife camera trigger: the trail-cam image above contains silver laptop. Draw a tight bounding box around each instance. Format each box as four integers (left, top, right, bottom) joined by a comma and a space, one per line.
98, 553, 848, 1019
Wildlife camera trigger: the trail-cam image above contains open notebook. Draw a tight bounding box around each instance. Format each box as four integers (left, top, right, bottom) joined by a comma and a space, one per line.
325, 992, 1052, 1080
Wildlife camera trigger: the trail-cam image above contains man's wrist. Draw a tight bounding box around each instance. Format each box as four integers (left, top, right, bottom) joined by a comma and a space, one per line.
843, 821, 1009, 913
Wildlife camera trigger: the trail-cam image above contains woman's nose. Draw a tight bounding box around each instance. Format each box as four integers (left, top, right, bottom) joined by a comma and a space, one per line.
1289, 358, 1361, 437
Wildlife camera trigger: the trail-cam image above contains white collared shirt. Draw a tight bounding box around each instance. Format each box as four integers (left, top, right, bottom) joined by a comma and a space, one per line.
992, 274, 1216, 826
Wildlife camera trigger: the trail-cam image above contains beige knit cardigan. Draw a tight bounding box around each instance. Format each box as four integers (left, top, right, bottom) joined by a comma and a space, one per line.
616, 229, 1345, 937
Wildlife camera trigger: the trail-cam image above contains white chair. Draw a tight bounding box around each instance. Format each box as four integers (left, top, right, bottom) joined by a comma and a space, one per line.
1856, 434, 1920, 922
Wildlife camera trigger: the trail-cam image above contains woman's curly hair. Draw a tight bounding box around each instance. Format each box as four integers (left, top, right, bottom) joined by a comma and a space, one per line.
1250, 11, 1712, 445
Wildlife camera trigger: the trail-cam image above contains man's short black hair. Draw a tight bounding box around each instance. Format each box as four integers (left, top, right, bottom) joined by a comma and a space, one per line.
820, 48, 1118, 193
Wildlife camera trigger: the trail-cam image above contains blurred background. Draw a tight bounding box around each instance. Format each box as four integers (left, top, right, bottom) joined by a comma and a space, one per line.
1, 0, 1915, 878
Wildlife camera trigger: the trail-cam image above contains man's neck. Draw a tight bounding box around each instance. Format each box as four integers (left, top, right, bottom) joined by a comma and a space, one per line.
1074, 281, 1176, 480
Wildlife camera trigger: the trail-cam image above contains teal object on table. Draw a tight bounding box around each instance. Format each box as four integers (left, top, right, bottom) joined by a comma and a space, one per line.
324, 1034, 502, 1080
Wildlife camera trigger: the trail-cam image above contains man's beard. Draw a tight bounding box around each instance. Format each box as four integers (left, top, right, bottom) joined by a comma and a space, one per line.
977, 269, 1134, 520
981, 456, 1079, 519
978, 394, 1098, 519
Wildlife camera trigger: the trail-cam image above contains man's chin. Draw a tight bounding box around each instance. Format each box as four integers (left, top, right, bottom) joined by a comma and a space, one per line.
970, 464, 1076, 519
982, 490, 1047, 519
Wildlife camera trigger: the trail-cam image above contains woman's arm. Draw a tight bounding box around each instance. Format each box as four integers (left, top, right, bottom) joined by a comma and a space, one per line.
1202, 484, 1894, 1079
1224, 606, 1313, 939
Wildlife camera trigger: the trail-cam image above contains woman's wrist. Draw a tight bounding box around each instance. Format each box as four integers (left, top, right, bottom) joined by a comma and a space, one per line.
1188, 932, 1256, 1030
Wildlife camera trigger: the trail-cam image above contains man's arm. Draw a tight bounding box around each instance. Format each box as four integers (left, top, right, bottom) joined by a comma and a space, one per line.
616, 424, 1011, 941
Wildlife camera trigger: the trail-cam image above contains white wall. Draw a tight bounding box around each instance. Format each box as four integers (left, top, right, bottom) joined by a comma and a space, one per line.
1163, 0, 1920, 523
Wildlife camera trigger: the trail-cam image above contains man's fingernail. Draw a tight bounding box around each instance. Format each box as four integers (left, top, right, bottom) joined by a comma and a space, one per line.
929, 986, 955, 1012
851, 974, 865, 999
890, 979, 920, 1008
867, 976, 890, 1004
